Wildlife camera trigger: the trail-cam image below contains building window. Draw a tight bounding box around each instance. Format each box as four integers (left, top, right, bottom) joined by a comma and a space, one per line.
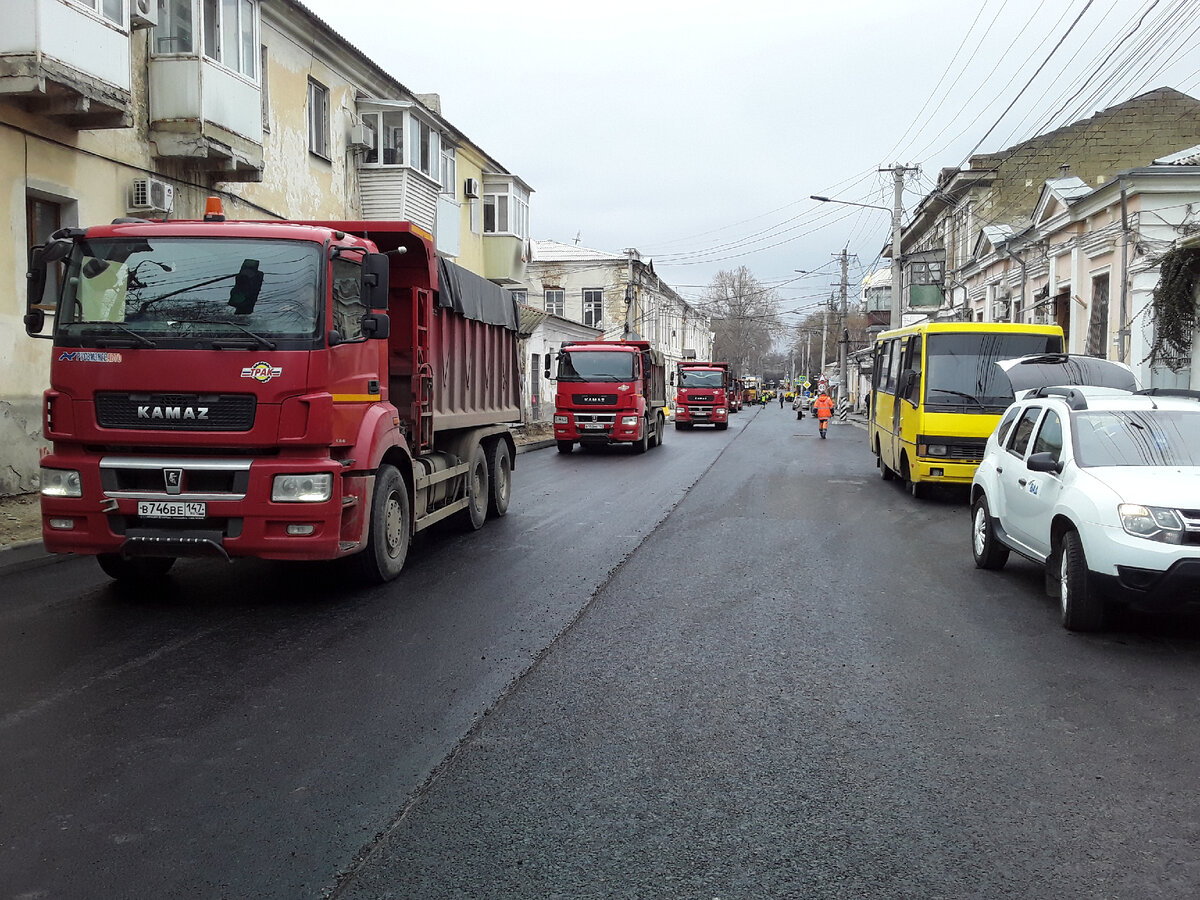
154, 0, 195, 52
308, 79, 330, 159
72, 0, 123, 24
198, 0, 257, 78
545, 289, 564, 317
583, 289, 603, 327
483, 182, 530, 238
408, 116, 439, 182
441, 144, 456, 195
510, 289, 528, 305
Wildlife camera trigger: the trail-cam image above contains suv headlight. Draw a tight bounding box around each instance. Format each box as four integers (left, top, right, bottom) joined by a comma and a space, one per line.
272, 473, 333, 503
41, 468, 82, 498
1119, 504, 1184, 544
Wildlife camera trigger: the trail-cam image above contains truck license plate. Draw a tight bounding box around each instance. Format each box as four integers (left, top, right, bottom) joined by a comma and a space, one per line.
582, 423, 605, 430
138, 500, 206, 519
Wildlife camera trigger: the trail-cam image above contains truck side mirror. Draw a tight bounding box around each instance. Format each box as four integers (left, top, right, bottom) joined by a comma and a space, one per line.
362, 313, 390, 340
544, 355, 552, 379
669, 372, 675, 386
361, 253, 390, 310
25, 245, 51, 337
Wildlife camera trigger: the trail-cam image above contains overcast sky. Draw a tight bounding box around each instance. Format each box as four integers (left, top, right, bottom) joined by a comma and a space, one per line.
300, 0, 1200, 322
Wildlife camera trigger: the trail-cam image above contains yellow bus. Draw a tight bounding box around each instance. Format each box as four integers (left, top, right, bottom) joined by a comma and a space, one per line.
869, 322, 1064, 497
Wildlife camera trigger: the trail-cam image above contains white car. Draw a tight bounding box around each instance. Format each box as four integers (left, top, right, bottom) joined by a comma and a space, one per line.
970, 376, 1200, 631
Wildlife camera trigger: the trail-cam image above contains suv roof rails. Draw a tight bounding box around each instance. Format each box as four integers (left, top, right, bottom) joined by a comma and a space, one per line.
1028, 385, 1089, 409
1135, 388, 1200, 401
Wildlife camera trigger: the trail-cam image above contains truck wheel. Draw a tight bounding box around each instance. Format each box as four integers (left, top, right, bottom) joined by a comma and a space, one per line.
353, 463, 410, 583
715, 421, 729, 431
462, 444, 490, 529
655, 413, 665, 446
674, 421, 684, 431
556, 440, 574, 454
633, 418, 649, 454
1059, 530, 1105, 632
97, 554, 175, 582
487, 440, 512, 518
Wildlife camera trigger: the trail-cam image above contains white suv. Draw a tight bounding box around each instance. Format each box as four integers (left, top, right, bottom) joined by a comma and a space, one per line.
970, 384, 1200, 631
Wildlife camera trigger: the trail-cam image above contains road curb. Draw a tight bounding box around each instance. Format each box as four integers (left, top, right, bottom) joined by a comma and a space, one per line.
0, 539, 63, 576
516, 439, 556, 454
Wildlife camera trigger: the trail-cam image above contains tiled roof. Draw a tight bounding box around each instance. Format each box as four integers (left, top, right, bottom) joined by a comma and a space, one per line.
1155, 143, 1200, 166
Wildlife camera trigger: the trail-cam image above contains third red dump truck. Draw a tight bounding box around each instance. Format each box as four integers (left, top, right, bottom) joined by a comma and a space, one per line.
674, 361, 732, 430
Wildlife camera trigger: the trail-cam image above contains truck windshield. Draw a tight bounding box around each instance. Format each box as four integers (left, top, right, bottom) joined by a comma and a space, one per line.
679, 370, 723, 388
558, 350, 635, 382
925, 333, 1062, 412
54, 237, 322, 349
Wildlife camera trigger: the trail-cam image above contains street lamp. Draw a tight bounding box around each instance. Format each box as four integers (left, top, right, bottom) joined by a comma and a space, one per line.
811, 193, 902, 329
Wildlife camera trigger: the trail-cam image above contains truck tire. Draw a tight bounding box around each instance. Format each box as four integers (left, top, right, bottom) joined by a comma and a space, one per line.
462, 443, 490, 530
487, 440, 512, 518
715, 421, 729, 431
557, 440, 574, 454
654, 412, 665, 446
633, 417, 649, 453
353, 463, 410, 583
97, 554, 175, 582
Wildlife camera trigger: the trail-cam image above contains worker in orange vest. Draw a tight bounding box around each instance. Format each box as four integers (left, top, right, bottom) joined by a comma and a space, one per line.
814, 389, 834, 439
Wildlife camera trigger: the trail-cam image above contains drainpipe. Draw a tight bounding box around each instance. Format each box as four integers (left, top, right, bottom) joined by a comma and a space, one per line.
1003, 245, 1027, 322
1118, 181, 1129, 364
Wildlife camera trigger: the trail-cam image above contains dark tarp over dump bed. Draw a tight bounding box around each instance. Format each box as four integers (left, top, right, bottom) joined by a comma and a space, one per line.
436, 257, 520, 332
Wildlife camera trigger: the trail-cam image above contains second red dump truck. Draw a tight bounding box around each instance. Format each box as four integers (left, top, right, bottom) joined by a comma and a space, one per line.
674, 361, 733, 430
25, 204, 520, 583
549, 339, 667, 454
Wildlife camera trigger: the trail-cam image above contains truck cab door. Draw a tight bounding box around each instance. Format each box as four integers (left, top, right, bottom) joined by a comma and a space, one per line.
327, 254, 385, 444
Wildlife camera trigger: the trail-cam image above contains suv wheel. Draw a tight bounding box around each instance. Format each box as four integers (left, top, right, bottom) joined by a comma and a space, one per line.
1058, 530, 1105, 632
971, 495, 1009, 570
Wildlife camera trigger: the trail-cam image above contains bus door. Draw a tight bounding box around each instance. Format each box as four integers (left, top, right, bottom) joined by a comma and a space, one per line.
894, 334, 924, 470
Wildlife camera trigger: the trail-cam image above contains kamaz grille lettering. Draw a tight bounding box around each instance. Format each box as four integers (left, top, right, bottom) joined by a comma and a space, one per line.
575, 393, 618, 405
96, 393, 256, 431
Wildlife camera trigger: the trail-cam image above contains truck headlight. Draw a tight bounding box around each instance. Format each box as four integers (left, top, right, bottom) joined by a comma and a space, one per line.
621, 416, 639, 426
41, 468, 82, 498
553, 414, 568, 424
716, 407, 726, 415
272, 473, 333, 503
676, 405, 687, 413
1119, 504, 1184, 544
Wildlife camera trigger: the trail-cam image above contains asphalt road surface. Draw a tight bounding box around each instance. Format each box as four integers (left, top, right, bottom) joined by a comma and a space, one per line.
4, 405, 1200, 899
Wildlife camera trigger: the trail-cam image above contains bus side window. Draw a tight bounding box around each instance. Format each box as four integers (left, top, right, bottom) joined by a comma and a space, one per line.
900, 335, 922, 404
886, 339, 903, 393
872, 342, 887, 391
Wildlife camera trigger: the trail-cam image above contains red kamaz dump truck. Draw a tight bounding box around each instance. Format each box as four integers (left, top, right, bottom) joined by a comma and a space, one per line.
548, 339, 667, 454
674, 361, 732, 430
24, 204, 520, 583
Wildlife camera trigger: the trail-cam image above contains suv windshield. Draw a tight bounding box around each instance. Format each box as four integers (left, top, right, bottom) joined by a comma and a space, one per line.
558, 351, 635, 382
925, 333, 1063, 411
679, 370, 723, 388
1074, 409, 1200, 467
55, 237, 322, 348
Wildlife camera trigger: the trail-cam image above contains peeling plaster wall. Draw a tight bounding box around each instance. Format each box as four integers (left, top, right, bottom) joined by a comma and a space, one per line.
0, 397, 45, 495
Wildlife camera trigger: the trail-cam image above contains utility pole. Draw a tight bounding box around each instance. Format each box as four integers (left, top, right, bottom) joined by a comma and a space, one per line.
881, 164, 918, 329
821, 299, 830, 379
837, 248, 849, 408
624, 248, 636, 339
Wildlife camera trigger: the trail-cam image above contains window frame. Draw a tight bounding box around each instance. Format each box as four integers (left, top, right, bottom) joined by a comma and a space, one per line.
1006, 406, 1042, 459
308, 78, 330, 160
544, 289, 565, 317
582, 288, 603, 328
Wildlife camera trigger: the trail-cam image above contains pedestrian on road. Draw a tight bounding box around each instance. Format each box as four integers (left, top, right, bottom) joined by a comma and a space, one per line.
814, 389, 834, 439
779, 392, 785, 409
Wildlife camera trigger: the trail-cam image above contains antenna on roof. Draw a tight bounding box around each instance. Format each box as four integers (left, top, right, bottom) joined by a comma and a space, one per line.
574, 231, 581, 245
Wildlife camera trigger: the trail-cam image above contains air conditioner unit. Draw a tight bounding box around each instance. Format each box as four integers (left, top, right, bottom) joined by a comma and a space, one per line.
347, 123, 370, 150
130, 0, 158, 29
463, 177, 480, 199
129, 177, 174, 214
992, 300, 1010, 320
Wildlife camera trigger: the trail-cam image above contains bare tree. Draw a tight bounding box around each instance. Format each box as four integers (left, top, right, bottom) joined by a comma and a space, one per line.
703, 267, 782, 375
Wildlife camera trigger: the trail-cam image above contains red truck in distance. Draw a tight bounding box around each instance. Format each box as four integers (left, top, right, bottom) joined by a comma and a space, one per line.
549, 340, 667, 454
674, 361, 732, 430
25, 205, 520, 583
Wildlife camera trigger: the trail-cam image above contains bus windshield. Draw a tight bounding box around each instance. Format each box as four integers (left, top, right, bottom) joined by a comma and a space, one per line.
924, 332, 1062, 412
